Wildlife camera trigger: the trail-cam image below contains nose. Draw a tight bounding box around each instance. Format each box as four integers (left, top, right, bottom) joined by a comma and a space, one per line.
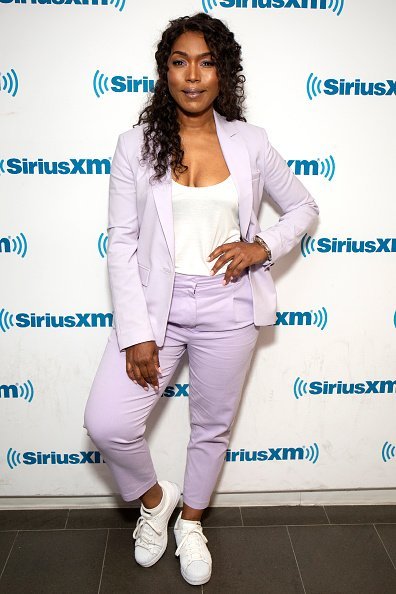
186, 61, 200, 83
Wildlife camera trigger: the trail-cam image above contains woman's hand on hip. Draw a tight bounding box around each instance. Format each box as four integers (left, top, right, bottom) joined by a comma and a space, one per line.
207, 241, 268, 285
125, 341, 161, 392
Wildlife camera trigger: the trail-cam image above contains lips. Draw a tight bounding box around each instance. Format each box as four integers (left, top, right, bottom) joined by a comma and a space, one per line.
182, 89, 205, 99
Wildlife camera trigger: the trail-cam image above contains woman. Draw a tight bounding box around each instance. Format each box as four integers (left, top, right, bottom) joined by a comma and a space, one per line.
84, 12, 319, 586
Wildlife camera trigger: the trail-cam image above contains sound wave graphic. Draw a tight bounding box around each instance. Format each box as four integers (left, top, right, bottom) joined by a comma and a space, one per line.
202, 0, 218, 13
393, 311, 396, 328
0, 68, 19, 97
11, 232, 28, 258
0, 309, 14, 333
93, 70, 110, 98
382, 441, 396, 462
7, 448, 22, 469
294, 376, 308, 399
328, 0, 344, 16
0, 159, 4, 174
319, 155, 336, 181
307, 73, 323, 101
108, 0, 126, 12
19, 380, 35, 403
304, 442, 319, 464
312, 307, 328, 330
97, 232, 108, 258
301, 234, 316, 258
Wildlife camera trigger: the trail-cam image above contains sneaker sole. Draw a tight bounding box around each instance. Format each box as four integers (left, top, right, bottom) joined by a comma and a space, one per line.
135, 482, 181, 568
181, 567, 212, 586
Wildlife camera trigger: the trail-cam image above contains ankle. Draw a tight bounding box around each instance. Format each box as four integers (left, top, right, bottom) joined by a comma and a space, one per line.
141, 483, 163, 509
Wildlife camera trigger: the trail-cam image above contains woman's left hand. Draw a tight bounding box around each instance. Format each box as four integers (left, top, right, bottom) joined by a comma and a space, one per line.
207, 241, 269, 285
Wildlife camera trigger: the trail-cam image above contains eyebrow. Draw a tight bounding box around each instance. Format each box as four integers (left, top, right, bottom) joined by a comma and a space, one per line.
171, 51, 213, 58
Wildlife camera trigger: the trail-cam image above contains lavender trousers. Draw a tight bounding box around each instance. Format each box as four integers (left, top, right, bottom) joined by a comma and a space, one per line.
83, 269, 259, 509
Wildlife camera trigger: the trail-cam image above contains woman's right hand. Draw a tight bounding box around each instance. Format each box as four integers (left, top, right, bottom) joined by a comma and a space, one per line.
125, 341, 161, 392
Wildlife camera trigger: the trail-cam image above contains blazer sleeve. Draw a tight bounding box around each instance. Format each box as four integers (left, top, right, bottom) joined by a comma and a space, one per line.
107, 133, 155, 352
255, 127, 320, 269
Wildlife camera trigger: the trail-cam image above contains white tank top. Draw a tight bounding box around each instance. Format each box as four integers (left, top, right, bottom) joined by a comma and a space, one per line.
171, 175, 241, 276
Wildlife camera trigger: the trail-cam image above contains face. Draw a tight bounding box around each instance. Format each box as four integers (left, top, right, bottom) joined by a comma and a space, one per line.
166, 31, 219, 116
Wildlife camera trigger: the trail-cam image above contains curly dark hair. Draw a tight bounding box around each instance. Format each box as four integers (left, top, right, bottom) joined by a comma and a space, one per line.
134, 12, 246, 182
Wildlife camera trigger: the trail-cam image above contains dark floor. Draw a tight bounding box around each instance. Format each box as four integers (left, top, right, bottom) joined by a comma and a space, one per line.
1, 504, 396, 593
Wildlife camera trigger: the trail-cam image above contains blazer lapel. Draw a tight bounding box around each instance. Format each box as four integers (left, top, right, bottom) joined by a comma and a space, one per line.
213, 109, 253, 240
151, 108, 253, 264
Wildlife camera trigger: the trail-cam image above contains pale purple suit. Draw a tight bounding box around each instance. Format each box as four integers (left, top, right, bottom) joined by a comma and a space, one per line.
83, 109, 319, 507
106, 108, 319, 352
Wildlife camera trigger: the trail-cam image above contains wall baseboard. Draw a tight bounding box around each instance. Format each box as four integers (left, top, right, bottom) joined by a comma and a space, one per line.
2, 489, 396, 510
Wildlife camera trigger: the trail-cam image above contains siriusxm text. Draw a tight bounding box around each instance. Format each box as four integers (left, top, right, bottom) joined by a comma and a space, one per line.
215, 0, 327, 8
19, 451, 104, 465
225, 447, 304, 461
316, 238, 396, 253
309, 380, 396, 395
322, 79, 396, 97
1, 158, 110, 175
13, 313, 113, 328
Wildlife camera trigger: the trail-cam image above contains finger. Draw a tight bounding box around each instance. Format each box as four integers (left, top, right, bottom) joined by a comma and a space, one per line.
223, 257, 245, 284
141, 362, 159, 392
153, 349, 162, 374
210, 251, 236, 276
126, 358, 138, 384
133, 363, 149, 390
207, 243, 232, 263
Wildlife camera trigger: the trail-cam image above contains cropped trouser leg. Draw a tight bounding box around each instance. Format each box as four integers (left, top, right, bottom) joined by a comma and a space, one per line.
83, 269, 259, 505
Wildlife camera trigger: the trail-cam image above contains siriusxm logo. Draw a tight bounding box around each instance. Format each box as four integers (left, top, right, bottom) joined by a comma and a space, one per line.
202, 0, 344, 16
382, 442, 396, 463
162, 384, 189, 397
0, 68, 18, 97
93, 70, 155, 97
294, 377, 396, 399
0, 309, 113, 333
0, 233, 28, 258
0, 0, 126, 11
98, 233, 108, 258
287, 155, 335, 181
225, 443, 319, 463
0, 380, 34, 403
301, 235, 396, 257
0, 157, 110, 175
307, 74, 396, 100
6, 448, 105, 469
276, 307, 328, 330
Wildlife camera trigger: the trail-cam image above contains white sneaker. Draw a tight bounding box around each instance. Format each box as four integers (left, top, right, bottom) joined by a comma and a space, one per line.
174, 511, 212, 585
132, 480, 181, 567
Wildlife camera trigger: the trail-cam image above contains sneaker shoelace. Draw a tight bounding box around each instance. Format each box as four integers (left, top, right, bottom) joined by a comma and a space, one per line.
133, 515, 163, 551
175, 526, 209, 562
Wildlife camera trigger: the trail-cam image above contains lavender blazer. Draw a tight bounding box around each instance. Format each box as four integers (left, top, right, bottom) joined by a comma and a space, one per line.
107, 109, 319, 351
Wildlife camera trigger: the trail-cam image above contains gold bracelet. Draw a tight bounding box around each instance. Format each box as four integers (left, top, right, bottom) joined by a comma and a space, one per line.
253, 235, 272, 263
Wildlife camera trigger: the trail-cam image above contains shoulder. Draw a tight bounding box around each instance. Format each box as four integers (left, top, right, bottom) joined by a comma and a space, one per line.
217, 112, 269, 148
232, 118, 269, 144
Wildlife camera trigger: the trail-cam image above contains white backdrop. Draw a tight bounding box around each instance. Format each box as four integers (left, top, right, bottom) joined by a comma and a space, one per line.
1, 0, 395, 506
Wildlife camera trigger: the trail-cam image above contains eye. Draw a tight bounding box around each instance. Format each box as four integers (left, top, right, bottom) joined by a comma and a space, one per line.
201, 60, 216, 67
172, 60, 185, 66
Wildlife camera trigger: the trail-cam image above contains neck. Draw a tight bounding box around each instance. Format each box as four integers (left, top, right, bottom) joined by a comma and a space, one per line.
176, 105, 217, 135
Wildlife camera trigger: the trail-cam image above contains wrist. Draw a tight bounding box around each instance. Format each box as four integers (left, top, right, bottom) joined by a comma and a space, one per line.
253, 235, 272, 264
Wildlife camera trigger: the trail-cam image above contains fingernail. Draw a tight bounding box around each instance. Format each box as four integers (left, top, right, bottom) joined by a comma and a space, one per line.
209, 270, 214, 276
133, 380, 137, 384
157, 367, 162, 373
154, 386, 159, 391
144, 386, 148, 391
222, 279, 227, 285
206, 257, 211, 261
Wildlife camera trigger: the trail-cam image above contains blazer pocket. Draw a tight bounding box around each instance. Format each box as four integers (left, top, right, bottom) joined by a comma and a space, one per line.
138, 263, 150, 286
